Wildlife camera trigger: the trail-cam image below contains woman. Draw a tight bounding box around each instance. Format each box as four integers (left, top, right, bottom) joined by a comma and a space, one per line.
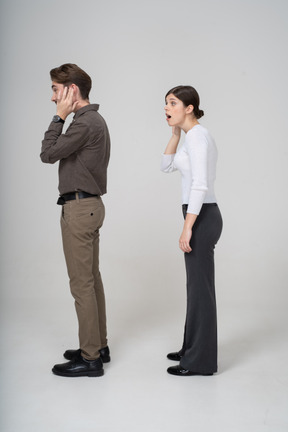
161, 85, 223, 376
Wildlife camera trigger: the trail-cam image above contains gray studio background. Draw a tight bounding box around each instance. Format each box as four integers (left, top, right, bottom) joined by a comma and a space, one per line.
0, 0, 287, 394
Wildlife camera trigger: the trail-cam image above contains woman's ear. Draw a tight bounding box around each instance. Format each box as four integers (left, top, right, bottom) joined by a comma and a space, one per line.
186, 105, 194, 114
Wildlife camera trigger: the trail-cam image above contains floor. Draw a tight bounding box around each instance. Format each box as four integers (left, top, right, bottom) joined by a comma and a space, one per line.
1, 298, 287, 432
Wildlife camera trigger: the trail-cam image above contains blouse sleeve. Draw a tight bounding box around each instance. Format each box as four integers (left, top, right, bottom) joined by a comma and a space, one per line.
186, 130, 208, 215
160, 153, 178, 173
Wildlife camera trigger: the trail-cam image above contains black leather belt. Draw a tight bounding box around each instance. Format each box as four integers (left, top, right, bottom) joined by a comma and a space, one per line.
57, 191, 98, 205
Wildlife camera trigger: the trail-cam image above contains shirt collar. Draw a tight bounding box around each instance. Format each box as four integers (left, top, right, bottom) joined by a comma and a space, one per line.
73, 104, 99, 119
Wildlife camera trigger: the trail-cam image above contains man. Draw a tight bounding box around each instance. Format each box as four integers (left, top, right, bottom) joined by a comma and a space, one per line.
40, 63, 111, 377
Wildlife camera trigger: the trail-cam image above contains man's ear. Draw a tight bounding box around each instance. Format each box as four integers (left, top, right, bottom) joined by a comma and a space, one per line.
71, 84, 81, 98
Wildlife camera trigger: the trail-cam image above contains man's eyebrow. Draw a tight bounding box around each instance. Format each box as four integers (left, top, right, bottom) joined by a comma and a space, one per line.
51, 84, 57, 89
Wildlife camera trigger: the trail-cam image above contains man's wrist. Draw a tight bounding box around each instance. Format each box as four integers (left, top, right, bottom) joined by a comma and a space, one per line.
53, 115, 65, 124
56, 112, 66, 120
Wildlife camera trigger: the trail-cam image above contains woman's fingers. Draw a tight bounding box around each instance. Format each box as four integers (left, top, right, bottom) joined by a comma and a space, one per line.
179, 241, 192, 253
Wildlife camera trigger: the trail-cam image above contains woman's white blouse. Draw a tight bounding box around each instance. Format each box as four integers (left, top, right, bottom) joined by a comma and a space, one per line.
161, 125, 218, 215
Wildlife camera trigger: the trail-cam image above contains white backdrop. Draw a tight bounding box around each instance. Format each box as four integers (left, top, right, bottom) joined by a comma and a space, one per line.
0, 0, 287, 336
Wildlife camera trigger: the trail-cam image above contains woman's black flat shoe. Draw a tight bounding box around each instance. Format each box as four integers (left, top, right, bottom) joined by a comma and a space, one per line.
167, 351, 183, 361
167, 365, 213, 376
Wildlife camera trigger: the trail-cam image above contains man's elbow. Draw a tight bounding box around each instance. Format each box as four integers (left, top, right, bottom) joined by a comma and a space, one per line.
40, 152, 56, 164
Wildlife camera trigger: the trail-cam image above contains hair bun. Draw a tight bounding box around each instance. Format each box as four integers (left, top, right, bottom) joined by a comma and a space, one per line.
197, 109, 204, 119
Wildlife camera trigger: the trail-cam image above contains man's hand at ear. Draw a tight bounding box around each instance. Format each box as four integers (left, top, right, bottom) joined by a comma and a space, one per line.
56, 86, 79, 120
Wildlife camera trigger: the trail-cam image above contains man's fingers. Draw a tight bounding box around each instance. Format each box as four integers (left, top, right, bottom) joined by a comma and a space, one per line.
64, 86, 69, 97
67, 87, 75, 99
58, 87, 70, 102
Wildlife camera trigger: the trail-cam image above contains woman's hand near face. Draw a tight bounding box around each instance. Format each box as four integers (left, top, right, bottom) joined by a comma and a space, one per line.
164, 126, 181, 155
172, 126, 181, 137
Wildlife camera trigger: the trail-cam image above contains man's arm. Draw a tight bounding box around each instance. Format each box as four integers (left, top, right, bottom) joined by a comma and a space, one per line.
40, 120, 90, 164
40, 87, 88, 164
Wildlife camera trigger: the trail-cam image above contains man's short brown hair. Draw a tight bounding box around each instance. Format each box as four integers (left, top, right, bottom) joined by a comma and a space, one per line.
50, 63, 92, 100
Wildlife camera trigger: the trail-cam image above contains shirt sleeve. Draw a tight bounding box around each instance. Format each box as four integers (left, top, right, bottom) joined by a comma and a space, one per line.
186, 130, 208, 215
160, 153, 177, 173
40, 119, 90, 164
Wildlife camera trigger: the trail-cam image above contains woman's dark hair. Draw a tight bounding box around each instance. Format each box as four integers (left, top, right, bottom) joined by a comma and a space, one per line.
50, 63, 92, 100
165, 85, 204, 119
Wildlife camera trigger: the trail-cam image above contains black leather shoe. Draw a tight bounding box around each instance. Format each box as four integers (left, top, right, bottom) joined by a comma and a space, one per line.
167, 365, 213, 376
64, 346, 111, 363
167, 350, 184, 361
63, 348, 81, 361
52, 356, 104, 377
99, 346, 111, 363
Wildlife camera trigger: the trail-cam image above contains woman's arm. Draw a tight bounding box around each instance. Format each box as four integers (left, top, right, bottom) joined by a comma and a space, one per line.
160, 126, 181, 173
179, 213, 197, 253
164, 126, 181, 154
179, 129, 208, 253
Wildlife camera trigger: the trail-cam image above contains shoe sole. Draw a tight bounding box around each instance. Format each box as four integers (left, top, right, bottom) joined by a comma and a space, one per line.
52, 368, 104, 378
167, 369, 213, 376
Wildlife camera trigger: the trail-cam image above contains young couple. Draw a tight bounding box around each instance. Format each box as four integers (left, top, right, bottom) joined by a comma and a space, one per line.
41, 63, 222, 378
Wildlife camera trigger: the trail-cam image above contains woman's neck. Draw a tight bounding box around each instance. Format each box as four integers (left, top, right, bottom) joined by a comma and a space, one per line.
181, 117, 199, 133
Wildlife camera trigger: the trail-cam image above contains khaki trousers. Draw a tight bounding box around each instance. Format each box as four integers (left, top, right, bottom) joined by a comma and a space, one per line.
60, 195, 107, 360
